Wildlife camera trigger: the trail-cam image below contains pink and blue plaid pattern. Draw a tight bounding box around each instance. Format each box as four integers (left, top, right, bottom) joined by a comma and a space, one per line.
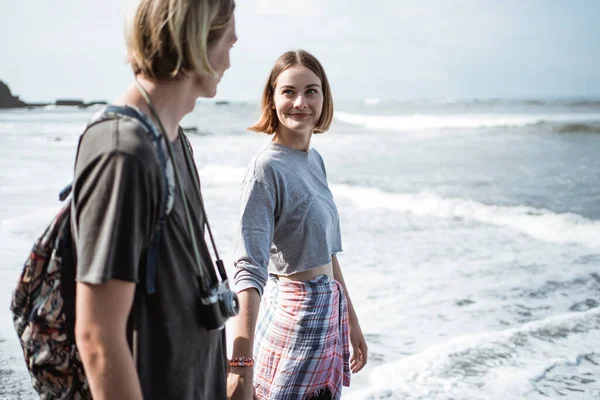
254, 275, 351, 400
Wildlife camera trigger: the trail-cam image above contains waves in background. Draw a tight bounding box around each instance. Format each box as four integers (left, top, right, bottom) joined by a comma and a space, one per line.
1, 98, 599, 399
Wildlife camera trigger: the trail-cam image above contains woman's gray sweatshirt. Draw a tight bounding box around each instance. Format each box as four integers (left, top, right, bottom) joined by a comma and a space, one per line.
233, 142, 343, 296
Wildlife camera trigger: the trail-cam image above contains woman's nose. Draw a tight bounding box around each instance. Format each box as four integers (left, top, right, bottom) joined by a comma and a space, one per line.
293, 95, 307, 108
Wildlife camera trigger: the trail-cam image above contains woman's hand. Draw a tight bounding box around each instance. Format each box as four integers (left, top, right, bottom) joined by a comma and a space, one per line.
227, 367, 258, 400
348, 318, 368, 373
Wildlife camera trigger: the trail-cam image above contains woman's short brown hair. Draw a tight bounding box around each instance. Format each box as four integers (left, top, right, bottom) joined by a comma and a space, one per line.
126, 0, 235, 80
249, 50, 334, 135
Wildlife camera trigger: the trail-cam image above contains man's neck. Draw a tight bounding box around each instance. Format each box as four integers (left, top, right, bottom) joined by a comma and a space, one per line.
115, 75, 198, 142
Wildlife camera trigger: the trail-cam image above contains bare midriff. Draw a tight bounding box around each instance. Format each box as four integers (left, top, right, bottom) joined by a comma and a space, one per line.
275, 262, 334, 282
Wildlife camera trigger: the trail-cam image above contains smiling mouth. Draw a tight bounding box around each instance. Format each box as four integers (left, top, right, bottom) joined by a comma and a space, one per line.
288, 114, 311, 118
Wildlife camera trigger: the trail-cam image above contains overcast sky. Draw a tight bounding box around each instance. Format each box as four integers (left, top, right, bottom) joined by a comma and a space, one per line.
1, 0, 599, 103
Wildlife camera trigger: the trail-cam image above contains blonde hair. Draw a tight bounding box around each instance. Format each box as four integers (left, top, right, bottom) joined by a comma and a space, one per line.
249, 50, 334, 135
126, 0, 235, 80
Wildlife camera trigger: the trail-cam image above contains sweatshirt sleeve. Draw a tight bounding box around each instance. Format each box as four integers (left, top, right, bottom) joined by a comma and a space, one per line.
233, 179, 277, 297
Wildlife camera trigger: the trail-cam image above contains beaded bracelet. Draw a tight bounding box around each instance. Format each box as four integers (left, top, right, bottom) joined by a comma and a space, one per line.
229, 357, 255, 367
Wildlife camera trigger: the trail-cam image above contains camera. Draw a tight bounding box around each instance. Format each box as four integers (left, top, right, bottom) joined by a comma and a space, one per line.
198, 278, 240, 331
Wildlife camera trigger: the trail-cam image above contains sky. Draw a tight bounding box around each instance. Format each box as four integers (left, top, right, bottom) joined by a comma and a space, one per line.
1, 0, 599, 103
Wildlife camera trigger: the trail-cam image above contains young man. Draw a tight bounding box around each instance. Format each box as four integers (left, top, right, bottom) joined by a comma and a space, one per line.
72, 1, 237, 399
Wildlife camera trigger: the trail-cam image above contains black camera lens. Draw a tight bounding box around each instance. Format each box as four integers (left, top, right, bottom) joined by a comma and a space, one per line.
220, 290, 240, 317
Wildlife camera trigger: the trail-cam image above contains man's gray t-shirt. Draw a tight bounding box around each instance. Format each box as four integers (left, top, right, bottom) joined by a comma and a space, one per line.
234, 142, 343, 296
72, 114, 226, 400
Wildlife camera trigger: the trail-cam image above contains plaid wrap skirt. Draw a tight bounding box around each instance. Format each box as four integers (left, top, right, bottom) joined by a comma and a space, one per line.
254, 274, 351, 400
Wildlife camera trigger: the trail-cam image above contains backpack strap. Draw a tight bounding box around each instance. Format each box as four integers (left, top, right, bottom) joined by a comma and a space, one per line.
102, 106, 175, 294
66, 105, 175, 294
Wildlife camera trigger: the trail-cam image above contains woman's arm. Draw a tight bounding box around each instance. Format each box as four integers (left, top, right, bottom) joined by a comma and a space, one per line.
228, 178, 276, 399
332, 254, 368, 373
75, 280, 143, 400
227, 288, 261, 400
230, 288, 261, 358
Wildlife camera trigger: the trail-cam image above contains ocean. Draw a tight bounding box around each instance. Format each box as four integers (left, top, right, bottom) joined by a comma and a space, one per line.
1, 98, 599, 399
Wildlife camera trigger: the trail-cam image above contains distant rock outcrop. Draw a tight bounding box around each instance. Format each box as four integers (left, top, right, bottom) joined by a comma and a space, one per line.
0, 79, 223, 109
55, 99, 86, 107
0, 80, 109, 109
0, 81, 26, 108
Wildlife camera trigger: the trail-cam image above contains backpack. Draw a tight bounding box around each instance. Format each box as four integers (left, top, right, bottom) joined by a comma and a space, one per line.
9, 105, 175, 399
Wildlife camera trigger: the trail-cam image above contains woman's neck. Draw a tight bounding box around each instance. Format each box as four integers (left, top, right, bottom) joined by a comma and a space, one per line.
272, 128, 312, 152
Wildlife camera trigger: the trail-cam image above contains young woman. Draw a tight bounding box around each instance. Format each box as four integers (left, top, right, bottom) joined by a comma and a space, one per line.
73, 1, 237, 399
228, 50, 368, 400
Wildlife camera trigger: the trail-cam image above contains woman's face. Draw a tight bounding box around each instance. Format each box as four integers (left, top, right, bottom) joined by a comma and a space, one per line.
196, 15, 237, 98
273, 66, 323, 137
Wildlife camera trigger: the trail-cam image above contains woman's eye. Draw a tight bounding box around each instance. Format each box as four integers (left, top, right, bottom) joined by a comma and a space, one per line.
307, 89, 318, 95
283, 90, 293, 95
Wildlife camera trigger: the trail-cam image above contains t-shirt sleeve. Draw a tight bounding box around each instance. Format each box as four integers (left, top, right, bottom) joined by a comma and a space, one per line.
233, 179, 276, 297
72, 150, 161, 284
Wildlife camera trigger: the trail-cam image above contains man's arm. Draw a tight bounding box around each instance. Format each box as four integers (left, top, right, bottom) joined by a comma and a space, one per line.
75, 279, 143, 400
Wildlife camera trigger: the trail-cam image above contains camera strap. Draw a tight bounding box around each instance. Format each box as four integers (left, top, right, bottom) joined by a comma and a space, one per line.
178, 133, 230, 283
133, 79, 226, 292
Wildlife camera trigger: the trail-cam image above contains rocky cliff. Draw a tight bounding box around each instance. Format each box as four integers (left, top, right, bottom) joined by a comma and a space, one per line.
0, 81, 26, 108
